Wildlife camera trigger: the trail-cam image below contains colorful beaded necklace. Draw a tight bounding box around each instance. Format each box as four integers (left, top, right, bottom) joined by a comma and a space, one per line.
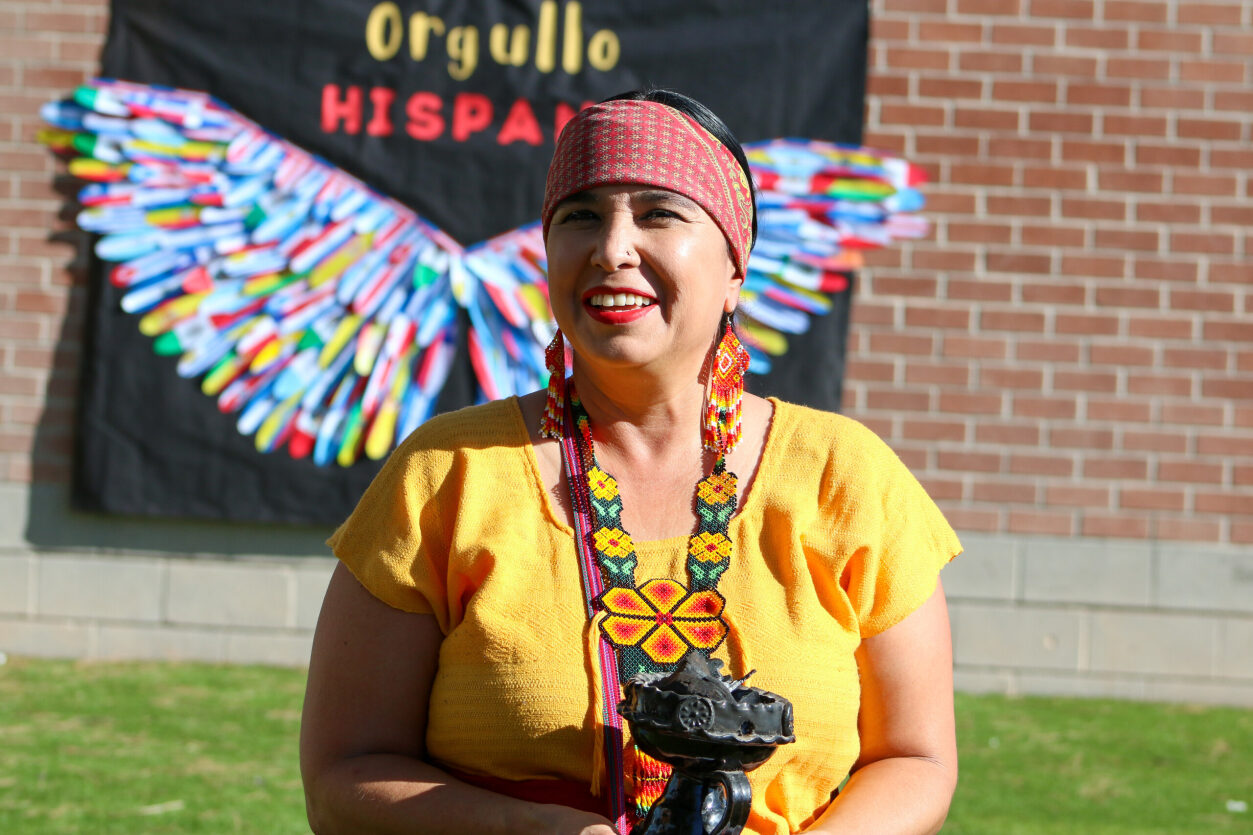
562, 385, 739, 827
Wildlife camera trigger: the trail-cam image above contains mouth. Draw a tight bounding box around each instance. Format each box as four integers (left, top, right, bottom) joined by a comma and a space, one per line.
585, 291, 655, 311
582, 288, 657, 324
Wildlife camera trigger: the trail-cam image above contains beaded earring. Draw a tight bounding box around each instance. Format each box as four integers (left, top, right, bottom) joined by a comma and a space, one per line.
540, 329, 566, 440
703, 312, 750, 455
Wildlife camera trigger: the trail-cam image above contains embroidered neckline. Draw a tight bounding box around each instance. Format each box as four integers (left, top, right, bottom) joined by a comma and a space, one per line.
519, 393, 779, 548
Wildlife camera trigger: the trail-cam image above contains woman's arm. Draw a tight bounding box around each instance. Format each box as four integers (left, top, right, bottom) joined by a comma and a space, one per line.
807, 580, 959, 835
300, 562, 616, 835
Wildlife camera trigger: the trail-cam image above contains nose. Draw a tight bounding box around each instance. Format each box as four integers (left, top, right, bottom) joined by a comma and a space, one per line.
590, 209, 641, 273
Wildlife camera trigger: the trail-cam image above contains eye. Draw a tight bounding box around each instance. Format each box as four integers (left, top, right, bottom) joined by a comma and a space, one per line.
642, 207, 680, 220
556, 208, 598, 224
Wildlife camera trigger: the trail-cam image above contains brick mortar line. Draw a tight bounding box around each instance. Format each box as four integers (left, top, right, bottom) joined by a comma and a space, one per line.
0, 611, 316, 636
0, 546, 335, 564
949, 597, 1253, 619
953, 663, 1253, 689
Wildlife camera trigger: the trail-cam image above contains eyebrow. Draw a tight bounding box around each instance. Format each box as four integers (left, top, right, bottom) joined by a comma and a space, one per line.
558, 191, 599, 206
633, 190, 701, 211
557, 189, 702, 211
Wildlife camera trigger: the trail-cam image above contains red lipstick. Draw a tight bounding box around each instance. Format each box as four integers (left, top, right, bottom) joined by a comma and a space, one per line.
585, 304, 654, 324
581, 285, 657, 325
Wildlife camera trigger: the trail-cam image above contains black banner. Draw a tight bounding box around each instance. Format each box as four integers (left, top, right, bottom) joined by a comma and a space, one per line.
77, 0, 866, 524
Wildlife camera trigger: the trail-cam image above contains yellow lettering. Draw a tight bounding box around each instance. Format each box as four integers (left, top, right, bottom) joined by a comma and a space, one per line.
536, 0, 558, 73
368, 2, 618, 75
588, 29, 619, 71
489, 23, 529, 66
365, 2, 403, 61
447, 26, 479, 80
409, 13, 446, 61
562, 2, 583, 74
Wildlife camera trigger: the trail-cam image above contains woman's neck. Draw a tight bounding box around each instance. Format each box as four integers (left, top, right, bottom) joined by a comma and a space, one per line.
570, 361, 707, 467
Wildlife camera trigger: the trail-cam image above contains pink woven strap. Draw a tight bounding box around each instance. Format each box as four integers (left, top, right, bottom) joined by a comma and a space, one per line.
560, 391, 630, 833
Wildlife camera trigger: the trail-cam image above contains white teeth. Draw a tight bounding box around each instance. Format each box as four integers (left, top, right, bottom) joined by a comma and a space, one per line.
590, 293, 652, 308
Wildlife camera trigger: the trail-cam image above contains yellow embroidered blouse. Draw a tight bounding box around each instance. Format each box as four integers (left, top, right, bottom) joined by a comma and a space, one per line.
329, 396, 961, 834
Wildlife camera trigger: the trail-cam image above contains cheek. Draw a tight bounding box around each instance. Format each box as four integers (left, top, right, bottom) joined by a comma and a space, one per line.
544, 240, 579, 291
662, 229, 731, 276
542, 252, 577, 328
677, 234, 738, 302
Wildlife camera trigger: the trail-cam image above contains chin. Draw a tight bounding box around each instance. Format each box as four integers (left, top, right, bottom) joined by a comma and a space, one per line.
578, 343, 660, 371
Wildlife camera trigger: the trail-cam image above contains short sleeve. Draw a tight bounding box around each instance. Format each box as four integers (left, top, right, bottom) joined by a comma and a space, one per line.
326, 424, 455, 630
820, 417, 962, 639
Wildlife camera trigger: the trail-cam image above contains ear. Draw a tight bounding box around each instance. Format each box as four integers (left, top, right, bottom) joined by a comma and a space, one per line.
724, 264, 744, 314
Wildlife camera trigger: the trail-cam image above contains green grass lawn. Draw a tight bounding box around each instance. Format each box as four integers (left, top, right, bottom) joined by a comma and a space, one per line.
0, 657, 307, 833
949, 690, 1253, 834
1, 657, 1250, 833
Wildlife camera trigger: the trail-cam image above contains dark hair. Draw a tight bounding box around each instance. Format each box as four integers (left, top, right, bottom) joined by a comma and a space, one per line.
604, 88, 758, 250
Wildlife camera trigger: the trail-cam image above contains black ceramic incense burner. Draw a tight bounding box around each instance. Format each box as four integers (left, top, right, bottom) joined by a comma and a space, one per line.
618, 651, 795, 835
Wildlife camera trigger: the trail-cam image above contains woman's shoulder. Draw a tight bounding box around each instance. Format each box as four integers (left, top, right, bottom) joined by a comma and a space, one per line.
378, 397, 531, 485
398, 397, 524, 449
763, 399, 961, 579
768, 398, 899, 467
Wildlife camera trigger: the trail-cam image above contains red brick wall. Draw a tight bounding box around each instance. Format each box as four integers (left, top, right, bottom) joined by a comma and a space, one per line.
854, 0, 1253, 545
2, 2, 1250, 543
1, 0, 109, 484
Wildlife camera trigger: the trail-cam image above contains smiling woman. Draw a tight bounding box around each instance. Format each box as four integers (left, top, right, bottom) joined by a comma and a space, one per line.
300, 90, 962, 835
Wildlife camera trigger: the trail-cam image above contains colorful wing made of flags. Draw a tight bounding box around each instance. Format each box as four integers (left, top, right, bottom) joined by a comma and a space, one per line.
40, 78, 928, 466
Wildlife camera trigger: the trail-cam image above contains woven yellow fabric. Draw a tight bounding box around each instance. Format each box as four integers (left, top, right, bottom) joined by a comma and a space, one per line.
328, 396, 961, 835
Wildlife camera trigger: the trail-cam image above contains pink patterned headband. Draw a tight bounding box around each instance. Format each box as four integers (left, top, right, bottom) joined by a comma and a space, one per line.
541, 99, 754, 276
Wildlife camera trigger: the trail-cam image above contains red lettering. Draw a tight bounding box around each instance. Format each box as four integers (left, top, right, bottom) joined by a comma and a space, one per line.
405, 92, 445, 141
321, 84, 362, 134
336, 90, 601, 145
452, 93, 493, 142
366, 87, 396, 137
554, 100, 594, 141
496, 98, 542, 146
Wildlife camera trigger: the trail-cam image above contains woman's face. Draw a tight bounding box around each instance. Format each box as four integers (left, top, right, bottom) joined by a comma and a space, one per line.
545, 184, 741, 377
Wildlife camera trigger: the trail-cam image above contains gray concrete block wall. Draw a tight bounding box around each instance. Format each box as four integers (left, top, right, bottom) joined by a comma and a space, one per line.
946, 532, 1253, 706
950, 603, 1084, 671
166, 561, 295, 629
0, 555, 35, 615
0, 551, 335, 667
1, 482, 338, 667
37, 555, 166, 622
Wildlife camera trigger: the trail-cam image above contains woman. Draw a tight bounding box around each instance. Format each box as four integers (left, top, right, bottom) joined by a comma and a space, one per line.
301, 89, 961, 835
